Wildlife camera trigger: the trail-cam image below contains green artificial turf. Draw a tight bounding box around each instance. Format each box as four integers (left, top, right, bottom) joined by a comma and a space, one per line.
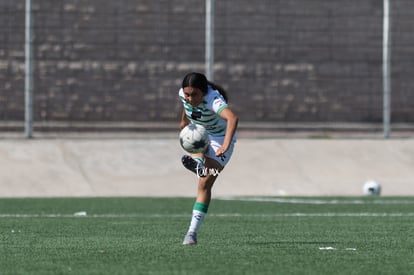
0, 197, 413, 274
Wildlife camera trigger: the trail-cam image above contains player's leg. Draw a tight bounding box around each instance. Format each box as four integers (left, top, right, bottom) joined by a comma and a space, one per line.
195, 157, 223, 204
183, 157, 222, 245
182, 135, 236, 245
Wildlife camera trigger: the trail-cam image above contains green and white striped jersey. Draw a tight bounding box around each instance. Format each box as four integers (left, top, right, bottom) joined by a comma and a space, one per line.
179, 86, 228, 137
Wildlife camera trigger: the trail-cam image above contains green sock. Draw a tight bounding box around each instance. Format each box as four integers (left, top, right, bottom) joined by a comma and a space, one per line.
193, 157, 204, 166
193, 202, 209, 213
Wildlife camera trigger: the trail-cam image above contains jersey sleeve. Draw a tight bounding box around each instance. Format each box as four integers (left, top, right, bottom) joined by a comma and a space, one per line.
208, 89, 228, 114
178, 88, 186, 103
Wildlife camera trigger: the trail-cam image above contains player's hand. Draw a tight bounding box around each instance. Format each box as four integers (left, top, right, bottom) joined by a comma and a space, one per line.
180, 121, 189, 130
215, 146, 227, 157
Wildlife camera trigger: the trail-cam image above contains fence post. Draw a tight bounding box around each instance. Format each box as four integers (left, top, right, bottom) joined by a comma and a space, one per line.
383, 0, 391, 139
205, 0, 214, 81
25, 0, 33, 138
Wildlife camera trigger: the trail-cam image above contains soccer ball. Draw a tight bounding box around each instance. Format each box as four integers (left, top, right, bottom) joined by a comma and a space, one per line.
363, 180, 381, 196
179, 124, 209, 154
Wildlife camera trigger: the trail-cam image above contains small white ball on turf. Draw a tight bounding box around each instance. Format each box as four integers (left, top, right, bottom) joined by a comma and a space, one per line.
363, 180, 381, 196
179, 124, 209, 154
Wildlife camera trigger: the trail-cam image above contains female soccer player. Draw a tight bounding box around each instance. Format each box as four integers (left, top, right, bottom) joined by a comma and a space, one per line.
178, 72, 238, 245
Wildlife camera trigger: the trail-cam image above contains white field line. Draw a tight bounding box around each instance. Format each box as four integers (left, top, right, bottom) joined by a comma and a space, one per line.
217, 196, 414, 205
1, 212, 414, 219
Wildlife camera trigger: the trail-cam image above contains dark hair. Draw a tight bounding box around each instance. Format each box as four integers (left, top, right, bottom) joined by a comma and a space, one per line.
181, 72, 228, 102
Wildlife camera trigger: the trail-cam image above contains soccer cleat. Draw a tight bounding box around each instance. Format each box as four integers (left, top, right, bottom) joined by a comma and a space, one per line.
181, 155, 207, 177
182, 231, 197, 245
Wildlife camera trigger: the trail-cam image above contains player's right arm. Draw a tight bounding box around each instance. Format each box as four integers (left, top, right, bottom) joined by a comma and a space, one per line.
180, 109, 190, 129
216, 107, 238, 157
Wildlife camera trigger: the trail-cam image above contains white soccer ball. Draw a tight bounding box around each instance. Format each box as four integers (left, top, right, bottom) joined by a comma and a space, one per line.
179, 124, 209, 154
363, 180, 381, 196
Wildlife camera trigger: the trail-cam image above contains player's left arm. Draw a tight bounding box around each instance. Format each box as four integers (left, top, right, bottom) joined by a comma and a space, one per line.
216, 108, 238, 157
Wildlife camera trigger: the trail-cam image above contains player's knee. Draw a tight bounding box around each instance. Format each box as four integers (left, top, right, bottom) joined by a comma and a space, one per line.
198, 176, 216, 191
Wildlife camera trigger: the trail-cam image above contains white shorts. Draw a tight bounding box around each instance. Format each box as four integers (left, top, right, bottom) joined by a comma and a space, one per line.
205, 134, 236, 168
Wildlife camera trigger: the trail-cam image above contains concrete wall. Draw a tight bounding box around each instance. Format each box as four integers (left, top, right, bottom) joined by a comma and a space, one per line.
0, 138, 413, 197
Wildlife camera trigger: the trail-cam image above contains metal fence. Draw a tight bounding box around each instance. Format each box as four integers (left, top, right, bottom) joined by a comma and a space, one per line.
1, 0, 414, 138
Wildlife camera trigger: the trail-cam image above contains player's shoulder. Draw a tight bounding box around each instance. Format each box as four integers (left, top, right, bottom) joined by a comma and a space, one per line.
178, 88, 184, 97
205, 87, 225, 103
204, 87, 228, 113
